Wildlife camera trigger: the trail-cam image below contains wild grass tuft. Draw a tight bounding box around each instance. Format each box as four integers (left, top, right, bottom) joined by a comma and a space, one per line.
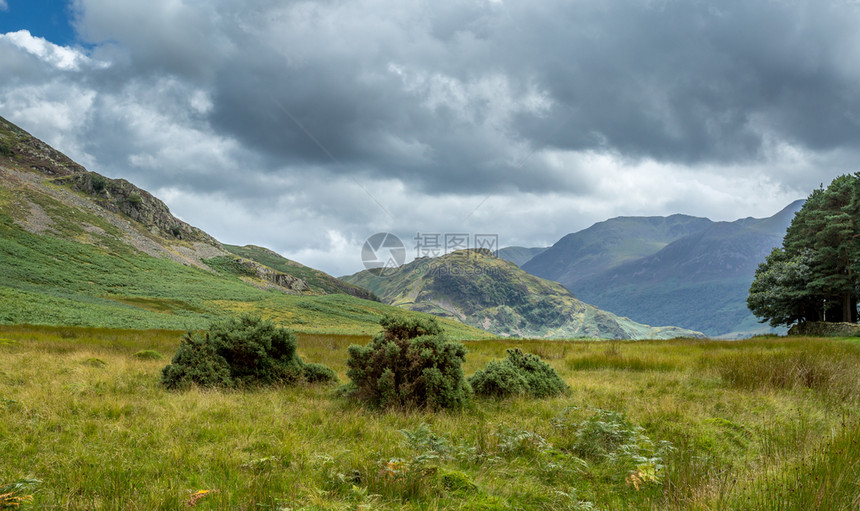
132, 349, 163, 360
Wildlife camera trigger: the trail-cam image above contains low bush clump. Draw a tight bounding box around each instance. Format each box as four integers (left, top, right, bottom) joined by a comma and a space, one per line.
345, 315, 471, 410
303, 362, 338, 383
161, 315, 337, 389
133, 349, 163, 360
470, 348, 567, 398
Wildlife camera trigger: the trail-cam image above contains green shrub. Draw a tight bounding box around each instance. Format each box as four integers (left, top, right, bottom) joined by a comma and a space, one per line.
345, 315, 471, 410
570, 409, 641, 459
0, 479, 41, 508
161, 331, 233, 389
469, 359, 529, 397
0, 140, 13, 157
90, 174, 106, 193
161, 315, 334, 389
303, 362, 338, 384
561, 408, 673, 487
470, 348, 567, 398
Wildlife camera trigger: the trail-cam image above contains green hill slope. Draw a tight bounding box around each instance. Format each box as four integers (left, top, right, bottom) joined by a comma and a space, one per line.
342, 249, 703, 339
0, 115, 488, 338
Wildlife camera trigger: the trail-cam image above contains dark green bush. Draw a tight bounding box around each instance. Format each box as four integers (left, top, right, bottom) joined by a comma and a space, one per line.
303, 362, 338, 384
161, 315, 335, 389
0, 140, 13, 157
470, 348, 567, 398
161, 332, 233, 389
90, 174, 106, 193
468, 359, 528, 397
345, 315, 471, 410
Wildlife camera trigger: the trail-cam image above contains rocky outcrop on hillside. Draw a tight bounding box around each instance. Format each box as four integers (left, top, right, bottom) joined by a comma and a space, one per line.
0, 115, 219, 247
238, 258, 311, 293
62, 172, 220, 245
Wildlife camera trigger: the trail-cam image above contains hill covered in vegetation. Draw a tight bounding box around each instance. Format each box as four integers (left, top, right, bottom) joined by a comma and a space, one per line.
343, 249, 703, 339
0, 115, 488, 338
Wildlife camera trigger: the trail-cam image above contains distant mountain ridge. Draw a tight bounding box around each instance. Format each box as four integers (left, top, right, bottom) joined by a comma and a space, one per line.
497, 246, 547, 267
522, 214, 714, 286
521, 201, 805, 337
342, 249, 704, 340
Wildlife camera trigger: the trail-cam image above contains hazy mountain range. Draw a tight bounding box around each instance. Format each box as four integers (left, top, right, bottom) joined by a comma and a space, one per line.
503, 202, 804, 338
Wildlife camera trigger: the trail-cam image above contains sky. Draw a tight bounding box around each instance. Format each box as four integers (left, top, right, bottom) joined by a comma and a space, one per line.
1, 0, 859, 276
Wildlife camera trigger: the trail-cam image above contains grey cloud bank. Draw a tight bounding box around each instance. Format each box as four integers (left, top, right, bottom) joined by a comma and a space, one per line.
1, 0, 858, 275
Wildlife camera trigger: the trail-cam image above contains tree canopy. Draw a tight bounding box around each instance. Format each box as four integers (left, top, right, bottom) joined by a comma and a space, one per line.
748, 173, 860, 327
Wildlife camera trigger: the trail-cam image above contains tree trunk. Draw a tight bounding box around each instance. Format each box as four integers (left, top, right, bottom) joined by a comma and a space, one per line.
843, 292, 853, 323
853, 294, 858, 323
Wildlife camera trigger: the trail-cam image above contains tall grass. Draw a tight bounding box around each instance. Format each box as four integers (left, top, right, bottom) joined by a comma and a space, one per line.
0, 327, 857, 509
709, 341, 859, 404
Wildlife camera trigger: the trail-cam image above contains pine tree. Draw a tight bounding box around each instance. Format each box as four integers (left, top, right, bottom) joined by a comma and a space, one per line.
749, 173, 860, 326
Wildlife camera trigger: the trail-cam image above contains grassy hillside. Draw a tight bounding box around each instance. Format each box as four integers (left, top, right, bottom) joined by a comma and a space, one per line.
343, 249, 703, 340
0, 115, 488, 339
1, 325, 857, 509
0, 203, 485, 337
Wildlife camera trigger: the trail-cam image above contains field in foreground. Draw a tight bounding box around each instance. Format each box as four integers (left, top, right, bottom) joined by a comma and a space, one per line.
0, 325, 858, 510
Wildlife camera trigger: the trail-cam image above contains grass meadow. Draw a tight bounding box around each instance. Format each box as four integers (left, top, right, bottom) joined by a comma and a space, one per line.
0, 326, 858, 510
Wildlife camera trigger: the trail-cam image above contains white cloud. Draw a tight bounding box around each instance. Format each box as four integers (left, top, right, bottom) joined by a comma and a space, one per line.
0, 0, 8, 11
0, 30, 101, 71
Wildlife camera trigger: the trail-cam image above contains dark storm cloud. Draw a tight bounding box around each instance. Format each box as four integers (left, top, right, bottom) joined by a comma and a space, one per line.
3, 0, 860, 274
170, 0, 860, 193
48, 0, 859, 196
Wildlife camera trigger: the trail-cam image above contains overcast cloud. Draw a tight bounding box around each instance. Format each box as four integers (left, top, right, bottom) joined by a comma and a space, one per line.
1, 0, 859, 275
